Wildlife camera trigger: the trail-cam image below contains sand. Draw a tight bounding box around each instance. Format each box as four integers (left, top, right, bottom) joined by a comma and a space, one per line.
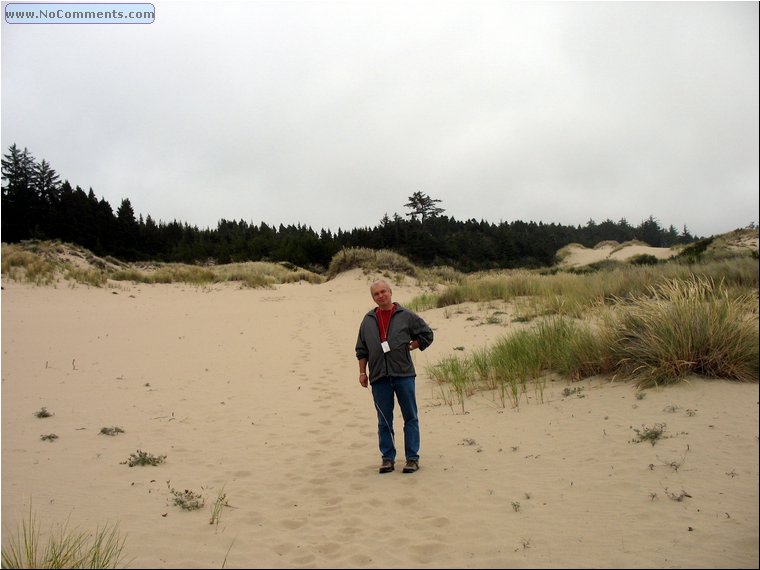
557, 242, 679, 268
1, 270, 758, 568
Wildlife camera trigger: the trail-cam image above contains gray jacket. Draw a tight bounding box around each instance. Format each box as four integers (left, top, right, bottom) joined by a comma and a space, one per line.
355, 303, 434, 383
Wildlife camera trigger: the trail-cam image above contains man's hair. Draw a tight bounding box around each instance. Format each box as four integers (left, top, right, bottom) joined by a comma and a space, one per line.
370, 279, 392, 292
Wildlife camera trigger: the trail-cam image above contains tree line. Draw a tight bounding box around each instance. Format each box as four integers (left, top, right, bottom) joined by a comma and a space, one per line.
2, 144, 699, 272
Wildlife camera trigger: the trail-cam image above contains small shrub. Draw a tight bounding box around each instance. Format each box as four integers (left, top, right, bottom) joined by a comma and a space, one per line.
121, 450, 166, 467
631, 423, 667, 446
167, 482, 204, 511
677, 238, 713, 262
40, 434, 58, 442
629, 254, 660, 266
34, 407, 53, 418
665, 488, 692, 502
99, 426, 125, 436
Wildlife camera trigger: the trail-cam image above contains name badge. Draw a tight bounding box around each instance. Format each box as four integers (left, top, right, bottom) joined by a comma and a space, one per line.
381, 341, 391, 353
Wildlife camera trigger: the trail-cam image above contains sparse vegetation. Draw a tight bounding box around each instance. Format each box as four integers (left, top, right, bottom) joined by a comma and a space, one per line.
664, 488, 692, 502
121, 450, 166, 467
40, 434, 58, 442
167, 482, 205, 511
209, 487, 230, 527
99, 426, 125, 436
33, 407, 53, 418
1, 242, 325, 288
426, 266, 758, 405
631, 423, 667, 446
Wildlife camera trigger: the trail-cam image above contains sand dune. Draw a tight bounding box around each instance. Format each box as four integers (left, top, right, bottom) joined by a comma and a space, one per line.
557, 241, 679, 268
1, 270, 758, 568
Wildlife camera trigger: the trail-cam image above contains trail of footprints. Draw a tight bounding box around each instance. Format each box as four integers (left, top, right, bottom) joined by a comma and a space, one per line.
242, 301, 398, 566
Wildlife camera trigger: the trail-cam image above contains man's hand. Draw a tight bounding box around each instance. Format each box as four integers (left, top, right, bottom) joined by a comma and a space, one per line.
359, 372, 368, 387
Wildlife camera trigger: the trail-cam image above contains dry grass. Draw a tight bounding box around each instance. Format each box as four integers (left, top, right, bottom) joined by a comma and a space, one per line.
2, 241, 325, 288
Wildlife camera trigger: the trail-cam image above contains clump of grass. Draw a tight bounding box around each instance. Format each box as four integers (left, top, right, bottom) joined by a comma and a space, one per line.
40, 434, 58, 442
209, 486, 230, 527
1, 505, 127, 569
607, 276, 759, 388
631, 423, 667, 446
121, 450, 166, 467
99, 426, 125, 436
406, 292, 439, 312
428, 316, 606, 409
33, 407, 53, 418
167, 482, 205, 511
1, 244, 59, 285
64, 267, 108, 287
426, 355, 475, 413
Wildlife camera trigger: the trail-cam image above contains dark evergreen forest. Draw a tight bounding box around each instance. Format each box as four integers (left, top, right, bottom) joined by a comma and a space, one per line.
2, 144, 699, 272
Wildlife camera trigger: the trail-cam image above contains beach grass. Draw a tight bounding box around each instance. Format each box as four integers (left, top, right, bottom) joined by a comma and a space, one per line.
427, 269, 759, 405
606, 276, 759, 388
1, 506, 127, 569
209, 487, 229, 528
1, 241, 326, 288
326, 247, 419, 279
416, 256, 758, 316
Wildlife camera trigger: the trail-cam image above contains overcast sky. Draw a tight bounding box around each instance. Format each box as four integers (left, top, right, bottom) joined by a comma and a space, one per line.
2, 1, 758, 238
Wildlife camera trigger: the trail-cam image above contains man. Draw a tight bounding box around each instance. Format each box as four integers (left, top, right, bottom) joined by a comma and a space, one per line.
355, 279, 434, 474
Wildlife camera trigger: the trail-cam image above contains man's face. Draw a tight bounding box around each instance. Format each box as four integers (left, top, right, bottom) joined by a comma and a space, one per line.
371, 283, 392, 308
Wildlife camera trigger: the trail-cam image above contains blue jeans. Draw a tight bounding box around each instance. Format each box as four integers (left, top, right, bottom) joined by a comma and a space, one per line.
371, 376, 419, 462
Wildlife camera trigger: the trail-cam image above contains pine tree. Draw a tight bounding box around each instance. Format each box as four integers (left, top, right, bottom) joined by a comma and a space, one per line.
2, 144, 40, 241
404, 191, 445, 222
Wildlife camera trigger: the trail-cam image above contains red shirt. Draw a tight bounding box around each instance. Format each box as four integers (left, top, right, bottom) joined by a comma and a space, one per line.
375, 304, 397, 342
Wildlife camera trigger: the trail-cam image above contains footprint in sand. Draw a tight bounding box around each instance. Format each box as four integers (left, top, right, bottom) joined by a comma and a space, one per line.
280, 517, 307, 530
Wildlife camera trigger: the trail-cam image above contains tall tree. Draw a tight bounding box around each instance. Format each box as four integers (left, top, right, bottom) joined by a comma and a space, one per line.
2, 144, 41, 241
404, 191, 445, 222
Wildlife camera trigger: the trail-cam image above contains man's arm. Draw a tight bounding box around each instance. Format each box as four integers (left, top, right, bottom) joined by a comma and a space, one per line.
410, 314, 434, 351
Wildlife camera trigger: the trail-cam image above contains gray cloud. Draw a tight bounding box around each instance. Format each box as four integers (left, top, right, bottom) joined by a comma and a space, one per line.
2, 1, 757, 237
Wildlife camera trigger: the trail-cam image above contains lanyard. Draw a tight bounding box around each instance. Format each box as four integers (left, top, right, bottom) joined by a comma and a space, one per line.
375, 306, 395, 342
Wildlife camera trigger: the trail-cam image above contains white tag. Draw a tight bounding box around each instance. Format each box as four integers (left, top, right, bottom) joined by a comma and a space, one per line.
381, 341, 391, 353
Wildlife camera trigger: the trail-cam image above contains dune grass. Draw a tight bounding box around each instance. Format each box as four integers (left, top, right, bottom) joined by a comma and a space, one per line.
1, 241, 326, 288
427, 268, 758, 409
413, 256, 758, 318
1, 246, 59, 285
606, 276, 759, 388
1, 506, 127, 569
428, 315, 613, 410
326, 247, 419, 279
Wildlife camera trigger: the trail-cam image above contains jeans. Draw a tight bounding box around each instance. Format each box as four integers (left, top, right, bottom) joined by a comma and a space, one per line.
371, 376, 419, 461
